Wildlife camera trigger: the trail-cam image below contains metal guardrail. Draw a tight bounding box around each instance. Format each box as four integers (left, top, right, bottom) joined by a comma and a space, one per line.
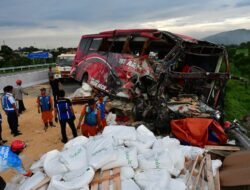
0, 63, 56, 73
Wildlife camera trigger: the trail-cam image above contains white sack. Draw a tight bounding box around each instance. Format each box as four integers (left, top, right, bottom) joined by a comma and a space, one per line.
106, 112, 117, 126
125, 125, 156, 154
85, 135, 115, 153
89, 148, 117, 171
4, 184, 20, 190
124, 140, 151, 154
122, 179, 140, 190
102, 147, 138, 170
60, 144, 88, 171
137, 124, 155, 137
102, 125, 137, 144
85, 135, 117, 170
70, 82, 92, 98
63, 136, 88, 150
30, 153, 47, 172
19, 171, 46, 190
47, 167, 94, 190
212, 160, 222, 176
180, 145, 204, 160
120, 167, 135, 180
134, 169, 171, 190
9, 174, 26, 184
138, 150, 174, 174
168, 178, 186, 190
43, 150, 68, 177
152, 137, 185, 176
169, 148, 185, 176
153, 136, 180, 151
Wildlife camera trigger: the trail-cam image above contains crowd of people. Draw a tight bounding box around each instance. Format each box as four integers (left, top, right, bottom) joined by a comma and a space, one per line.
0, 73, 109, 183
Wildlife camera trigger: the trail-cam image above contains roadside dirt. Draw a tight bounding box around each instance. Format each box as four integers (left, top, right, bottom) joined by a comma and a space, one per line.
1, 83, 83, 182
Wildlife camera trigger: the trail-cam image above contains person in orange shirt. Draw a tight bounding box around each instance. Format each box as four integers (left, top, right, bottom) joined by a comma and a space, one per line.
37, 88, 55, 131
77, 99, 101, 137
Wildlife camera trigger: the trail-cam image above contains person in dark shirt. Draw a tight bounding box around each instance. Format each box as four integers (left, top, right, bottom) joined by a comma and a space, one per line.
49, 76, 61, 104
54, 90, 77, 143
48, 66, 54, 79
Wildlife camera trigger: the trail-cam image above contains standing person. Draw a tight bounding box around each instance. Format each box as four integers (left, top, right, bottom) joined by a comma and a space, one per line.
48, 66, 54, 79
37, 88, 55, 131
49, 77, 61, 104
0, 112, 7, 145
14, 80, 28, 114
54, 90, 77, 143
77, 99, 101, 137
96, 93, 107, 130
2, 86, 21, 137
0, 140, 32, 177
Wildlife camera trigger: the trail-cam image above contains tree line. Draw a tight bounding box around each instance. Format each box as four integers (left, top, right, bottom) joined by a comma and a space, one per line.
0, 45, 76, 68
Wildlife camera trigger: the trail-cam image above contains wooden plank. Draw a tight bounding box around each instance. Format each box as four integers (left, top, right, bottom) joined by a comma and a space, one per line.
31, 176, 50, 190
91, 170, 100, 190
102, 170, 110, 190
201, 167, 205, 190
91, 170, 120, 185
214, 169, 221, 190
113, 168, 121, 190
186, 155, 200, 187
207, 150, 231, 157
91, 168, 121, 190
205, 154, 215, 190
205, 145, 241, 151
193, 156, 206, 190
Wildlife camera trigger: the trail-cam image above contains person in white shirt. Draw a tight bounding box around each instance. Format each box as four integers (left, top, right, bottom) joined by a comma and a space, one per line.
14, 80, 28, 114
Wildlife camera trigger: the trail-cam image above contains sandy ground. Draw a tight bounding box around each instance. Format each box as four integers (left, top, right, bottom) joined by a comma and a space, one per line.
1, 82, 83, 182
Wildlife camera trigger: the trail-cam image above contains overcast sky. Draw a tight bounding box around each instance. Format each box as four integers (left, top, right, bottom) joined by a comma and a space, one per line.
0, 0, 250, 49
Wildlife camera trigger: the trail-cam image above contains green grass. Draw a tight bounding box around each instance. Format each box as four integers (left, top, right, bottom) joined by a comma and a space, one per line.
224, 80, 250, 121
224, 45, 250, 123
235, 48, 249, 56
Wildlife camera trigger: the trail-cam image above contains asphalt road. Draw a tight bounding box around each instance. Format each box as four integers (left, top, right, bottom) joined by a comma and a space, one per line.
0, 69, 48, 93
0, 68, 81, 95
21, 79, 80, 98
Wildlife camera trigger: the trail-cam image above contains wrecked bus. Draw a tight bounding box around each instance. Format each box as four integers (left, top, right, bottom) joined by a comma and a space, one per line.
71, 29, 230, 124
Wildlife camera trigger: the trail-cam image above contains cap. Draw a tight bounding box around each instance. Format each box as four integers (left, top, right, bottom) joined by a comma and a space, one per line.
11, 140, 26, 153
16, 80, 22, 85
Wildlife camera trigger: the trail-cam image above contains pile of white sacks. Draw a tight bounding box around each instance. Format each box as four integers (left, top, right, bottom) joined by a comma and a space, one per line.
6, 125, 210, 190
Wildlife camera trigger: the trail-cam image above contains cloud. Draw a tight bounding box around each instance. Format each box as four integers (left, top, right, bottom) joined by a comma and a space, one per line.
235, 0, 250, 7
0, 0, 250, 48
